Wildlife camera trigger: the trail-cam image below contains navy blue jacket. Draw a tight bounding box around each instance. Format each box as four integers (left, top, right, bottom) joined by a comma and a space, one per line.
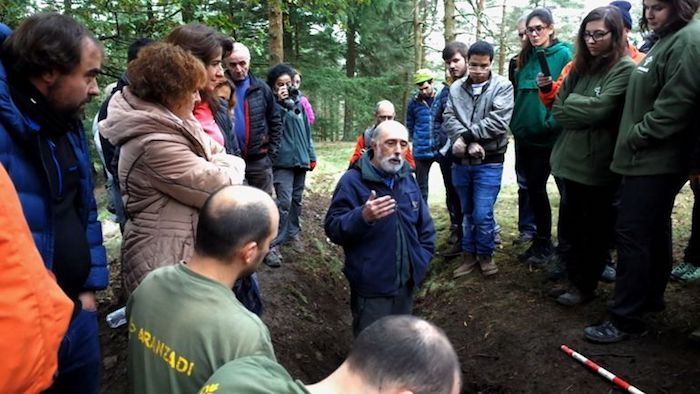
324, 153, 435, 297
0, 25, 108, 290
406, 92, 437, 159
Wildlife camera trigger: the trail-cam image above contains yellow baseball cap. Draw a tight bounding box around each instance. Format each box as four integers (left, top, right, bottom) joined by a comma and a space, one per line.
413, 69, 433, 85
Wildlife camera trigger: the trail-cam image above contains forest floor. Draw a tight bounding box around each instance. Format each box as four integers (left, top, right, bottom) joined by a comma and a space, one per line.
97, 141, 700, 393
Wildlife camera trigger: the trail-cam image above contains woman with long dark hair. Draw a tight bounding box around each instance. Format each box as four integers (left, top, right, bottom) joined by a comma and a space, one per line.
548, 7, 635, 306
584, 0, 700, 343
509, 8, 573, 265
166, 24, 240, 156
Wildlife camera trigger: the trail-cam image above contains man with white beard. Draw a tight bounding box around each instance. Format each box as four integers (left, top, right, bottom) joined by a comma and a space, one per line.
325, 120, 436, 337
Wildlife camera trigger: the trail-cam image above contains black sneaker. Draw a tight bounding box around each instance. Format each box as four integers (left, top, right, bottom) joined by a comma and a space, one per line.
525, 240, 553, 267
513, 232, 535, 246
584, 320, 646, 344
439, 242, 463, 259
556, 288, 596, 306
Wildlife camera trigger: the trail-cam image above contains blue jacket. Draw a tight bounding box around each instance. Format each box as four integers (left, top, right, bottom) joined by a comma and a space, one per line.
0, 25, 108, 290
406, 91, 437, 159
324, 153, 435, 297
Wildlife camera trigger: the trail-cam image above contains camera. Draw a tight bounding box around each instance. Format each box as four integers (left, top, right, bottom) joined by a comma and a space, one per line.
281, 84, 300, 111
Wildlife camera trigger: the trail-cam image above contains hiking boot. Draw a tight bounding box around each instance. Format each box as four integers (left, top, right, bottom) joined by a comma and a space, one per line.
264, 246, 283, 268
544, 253, 567, 281
556, 287, 595, 306
439, 242, 463, 259
453, 253, 478, 279
600, 264, 616, 283
584, 320, 646, 344
670, 262, 700, 282
477, 255, 498, 276
513, 232, 535, 246
289, 234, 306, 254
523, 239, 553, 267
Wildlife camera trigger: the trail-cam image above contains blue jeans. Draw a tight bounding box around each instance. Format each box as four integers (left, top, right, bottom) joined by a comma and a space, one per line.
272, 168, 307, 246
45, 309, 101, 394
452, 163, 503, 256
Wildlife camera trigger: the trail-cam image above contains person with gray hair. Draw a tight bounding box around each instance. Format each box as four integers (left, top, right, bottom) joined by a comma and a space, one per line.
327, 120, 435, 336
199, 315, 462, 394
349, 100, 416, 168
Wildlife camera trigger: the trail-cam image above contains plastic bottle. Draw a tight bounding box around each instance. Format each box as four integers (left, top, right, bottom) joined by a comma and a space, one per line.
106, 306, 127, 328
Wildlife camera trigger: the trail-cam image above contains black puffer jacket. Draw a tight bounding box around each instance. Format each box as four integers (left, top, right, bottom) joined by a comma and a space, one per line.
239, 74, 282, 161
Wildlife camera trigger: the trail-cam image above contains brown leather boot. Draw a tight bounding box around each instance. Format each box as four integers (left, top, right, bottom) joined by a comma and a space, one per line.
478, 254, 498, 276
453, 253, 478, 279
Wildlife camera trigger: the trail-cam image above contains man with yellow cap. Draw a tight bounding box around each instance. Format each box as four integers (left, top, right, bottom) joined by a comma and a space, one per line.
406, 69, 438, 201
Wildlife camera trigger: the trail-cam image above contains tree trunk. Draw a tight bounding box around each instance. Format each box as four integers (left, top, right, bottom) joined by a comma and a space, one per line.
497, 0, 508, 75
181, 0, 195, 22
475, 0, 485, 39
64, 0, 71, 14
444, 0, 456, 43
269, 0, 284, 65
342, 14, 357, 141
413, 0, 423, 71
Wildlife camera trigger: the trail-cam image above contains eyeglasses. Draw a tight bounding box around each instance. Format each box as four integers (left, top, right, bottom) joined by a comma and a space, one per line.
583, 30, 611, 42
526, 25, 548, 35
468, 64, 491, 71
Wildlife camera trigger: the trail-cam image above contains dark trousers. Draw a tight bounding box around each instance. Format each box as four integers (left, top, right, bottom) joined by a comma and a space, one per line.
610, 174, 686, 332
272, 168, 306, 246
515, 141, 537, 236
45, 309, 101, 394
350, 286, 413, 337
515, 143, 554, 240
416, 155, 462, 232
559, 179, 617, 293
684, 186, 700, 265
246, 156, 274, 196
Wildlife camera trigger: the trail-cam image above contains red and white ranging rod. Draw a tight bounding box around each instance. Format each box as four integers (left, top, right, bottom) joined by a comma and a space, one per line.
560, 345, 645, 394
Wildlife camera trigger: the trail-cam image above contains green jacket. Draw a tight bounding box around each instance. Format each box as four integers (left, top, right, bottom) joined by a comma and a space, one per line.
510, 41, 573, 148
550, 57, 635, 186
611, 20, 700, 176
272, 101, 317, 169
199, 356, 309, 394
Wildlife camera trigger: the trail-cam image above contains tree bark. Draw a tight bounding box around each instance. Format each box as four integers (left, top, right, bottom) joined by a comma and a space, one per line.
444, 0, 456, 43
497, 0, 508, 75
269, 0, 284, 65
342, 13, 358, 141
475, 0, 485, 39
181, 0, 195, 23
64, 0, 71, 15
413, 0, 423, 71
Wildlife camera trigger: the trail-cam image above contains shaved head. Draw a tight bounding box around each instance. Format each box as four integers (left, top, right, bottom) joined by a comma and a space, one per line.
194, 185, 278, 262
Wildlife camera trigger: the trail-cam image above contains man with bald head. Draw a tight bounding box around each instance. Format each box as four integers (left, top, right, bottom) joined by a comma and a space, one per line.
127, 185, 278, 394
326, 121, 436, 336
200, 315, 462, 394
226, 43, 281, 195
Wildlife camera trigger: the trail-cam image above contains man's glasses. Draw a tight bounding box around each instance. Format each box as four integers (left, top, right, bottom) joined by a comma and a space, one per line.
583, 30, 611, 43
468, 64, 491, 71
526, 25, 548, 35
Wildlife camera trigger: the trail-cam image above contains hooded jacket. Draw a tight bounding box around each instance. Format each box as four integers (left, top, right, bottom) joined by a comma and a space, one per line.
324, 152, 435, 297
406, 90, 437, 159
510, 41, 572, 148
100, 88, 245, 292
443, 72, 514, 165
0, 24, 108, 291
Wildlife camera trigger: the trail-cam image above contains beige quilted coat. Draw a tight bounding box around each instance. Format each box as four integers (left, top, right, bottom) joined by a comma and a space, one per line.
100, 88, 245, 293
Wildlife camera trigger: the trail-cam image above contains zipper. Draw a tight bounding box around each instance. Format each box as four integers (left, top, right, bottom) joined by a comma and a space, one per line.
47, 139, 63, 197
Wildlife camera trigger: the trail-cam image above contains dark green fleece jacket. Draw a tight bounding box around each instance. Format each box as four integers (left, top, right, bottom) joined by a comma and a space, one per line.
551, 57, 635, 186
510, 41, 573, 148
611, 20, 700, 176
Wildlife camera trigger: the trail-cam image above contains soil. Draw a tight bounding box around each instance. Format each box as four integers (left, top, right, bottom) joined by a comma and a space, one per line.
98, 190, 700, 394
